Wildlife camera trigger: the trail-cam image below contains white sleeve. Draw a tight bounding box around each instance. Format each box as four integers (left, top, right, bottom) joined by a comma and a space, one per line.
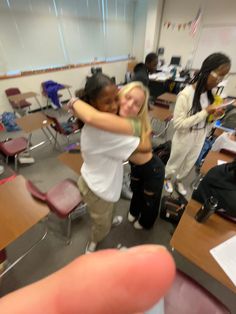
173, 94, 208, 130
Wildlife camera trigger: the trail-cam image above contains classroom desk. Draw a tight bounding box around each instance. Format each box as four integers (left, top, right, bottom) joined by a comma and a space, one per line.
8, 91, 42, 110
0, 175, 49, 276
200, 151, 233, 175
149, 106, 172, 122
156, 92, 177, 105
170, 199, 236, 293
58, 148, 83, 175
16, 112, 54, 150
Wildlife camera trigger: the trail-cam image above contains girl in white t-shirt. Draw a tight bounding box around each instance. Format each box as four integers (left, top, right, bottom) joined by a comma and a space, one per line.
71, 74, 151, 253
164, 53, 231, 196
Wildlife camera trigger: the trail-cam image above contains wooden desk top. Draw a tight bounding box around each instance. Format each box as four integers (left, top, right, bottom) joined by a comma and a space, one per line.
58, 148, 83, 175
0, 175, 49, 250
170, 199, 236, 293
201, 151, 233, 175
157, 92, 177, 104
8, 92, 38, 102
149, 106, 172, 121
16, 112, 53, 133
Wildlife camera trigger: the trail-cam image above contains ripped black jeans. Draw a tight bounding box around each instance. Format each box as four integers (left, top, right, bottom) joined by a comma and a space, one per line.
129, 155, 165, 229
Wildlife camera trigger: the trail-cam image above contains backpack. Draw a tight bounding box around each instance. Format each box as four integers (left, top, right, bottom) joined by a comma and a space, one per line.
1, 112, 21, 132
153, 141, 171, 165
221, 107, 236, 129
160, 195, 188, 224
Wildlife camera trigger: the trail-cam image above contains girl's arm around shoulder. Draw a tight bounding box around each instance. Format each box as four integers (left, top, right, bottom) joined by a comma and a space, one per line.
72, 99, 139, 136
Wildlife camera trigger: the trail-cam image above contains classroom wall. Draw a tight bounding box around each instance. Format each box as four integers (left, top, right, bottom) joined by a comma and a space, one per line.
158, 0, 236, 96
0, 60, 128, 114
132, 0, 163, 62
132, 0, 147, 62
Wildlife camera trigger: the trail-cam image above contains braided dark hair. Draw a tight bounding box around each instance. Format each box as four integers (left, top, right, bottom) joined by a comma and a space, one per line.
77, 73, 114, 106
189, 53, 231, 115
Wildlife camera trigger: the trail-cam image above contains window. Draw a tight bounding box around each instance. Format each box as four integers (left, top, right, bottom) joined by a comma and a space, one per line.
0, 0, 135, 75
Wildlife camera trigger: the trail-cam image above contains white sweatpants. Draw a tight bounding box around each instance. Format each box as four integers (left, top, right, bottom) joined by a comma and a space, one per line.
166, 128, 207, 181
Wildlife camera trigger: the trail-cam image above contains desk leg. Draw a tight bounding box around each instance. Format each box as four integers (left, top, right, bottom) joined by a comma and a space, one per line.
67, 88, 72, 98
0, 224, 48, 278
34, 96, 43, 111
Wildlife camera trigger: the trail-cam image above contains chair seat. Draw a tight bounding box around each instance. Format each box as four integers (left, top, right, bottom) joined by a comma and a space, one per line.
12, 100, 31, 109
165, 270, 230, 314
0, 137, 28, 156
46, 179, 82, 217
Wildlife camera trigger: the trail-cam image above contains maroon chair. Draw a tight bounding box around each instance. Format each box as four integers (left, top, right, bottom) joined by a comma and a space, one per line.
26, 179, 86, 244
0, 137, 28, 171
46, 114, 81, 149
5, 88, 31, 114
165, 270, 230, 314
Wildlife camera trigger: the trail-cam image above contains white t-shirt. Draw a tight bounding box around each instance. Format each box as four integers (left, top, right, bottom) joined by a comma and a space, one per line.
81, 125, 139, 202
212, 132, 236, 152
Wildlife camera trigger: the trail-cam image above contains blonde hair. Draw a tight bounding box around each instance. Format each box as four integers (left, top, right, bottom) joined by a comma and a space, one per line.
118, 82, 151, 141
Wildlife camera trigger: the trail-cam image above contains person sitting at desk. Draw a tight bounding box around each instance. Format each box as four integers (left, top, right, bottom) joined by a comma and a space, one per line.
192, 161, 236, 217
133, 52, 158, 87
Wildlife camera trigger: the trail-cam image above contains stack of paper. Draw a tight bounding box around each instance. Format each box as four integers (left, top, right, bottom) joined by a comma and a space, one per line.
210, 235, 236, 286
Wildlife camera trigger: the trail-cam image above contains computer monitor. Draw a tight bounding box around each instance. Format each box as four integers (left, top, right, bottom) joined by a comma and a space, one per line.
170, 56, 181, 66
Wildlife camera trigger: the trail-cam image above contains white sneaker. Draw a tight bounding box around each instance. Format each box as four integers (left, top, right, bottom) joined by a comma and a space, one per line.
164, 179, 173, 193
85, 241, 97, 254
112, 215, 123, 227
133, 221, 143, 230
117, 244, 127, 250
127, 212, 136, 223
176, 181, 187, 196
0, 165, 4, 175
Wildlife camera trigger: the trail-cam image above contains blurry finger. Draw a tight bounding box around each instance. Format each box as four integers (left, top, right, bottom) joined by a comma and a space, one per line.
0, 245, 175, 314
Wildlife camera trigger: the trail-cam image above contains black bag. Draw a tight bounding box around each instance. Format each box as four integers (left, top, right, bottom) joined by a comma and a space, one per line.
153, 141, 171, 165
160, 195, 187, 224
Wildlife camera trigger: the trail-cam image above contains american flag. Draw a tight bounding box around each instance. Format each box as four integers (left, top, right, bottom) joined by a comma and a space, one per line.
190, 8, 202, 36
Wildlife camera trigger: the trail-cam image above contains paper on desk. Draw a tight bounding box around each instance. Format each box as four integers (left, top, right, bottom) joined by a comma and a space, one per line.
217, 159, 227, 166
210, 235, 236, 286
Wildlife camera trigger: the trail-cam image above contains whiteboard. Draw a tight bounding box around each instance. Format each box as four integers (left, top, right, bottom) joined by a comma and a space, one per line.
192, 26, 236, 72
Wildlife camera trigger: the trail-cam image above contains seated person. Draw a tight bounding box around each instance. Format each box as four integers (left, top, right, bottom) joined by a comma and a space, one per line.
192, 161, 236, 217
133, 52, 158, 87
211, 129, 236, 152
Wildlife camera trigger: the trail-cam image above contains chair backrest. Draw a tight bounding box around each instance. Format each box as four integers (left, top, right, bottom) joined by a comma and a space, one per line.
26, 180, 47, 202
165, 270, 230, 314
5, 88, 31, 110
5, 88, 21, 97
46, 114, 66, 134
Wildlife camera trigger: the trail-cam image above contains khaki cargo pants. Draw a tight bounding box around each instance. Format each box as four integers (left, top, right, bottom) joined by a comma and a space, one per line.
78, 176, 114, 243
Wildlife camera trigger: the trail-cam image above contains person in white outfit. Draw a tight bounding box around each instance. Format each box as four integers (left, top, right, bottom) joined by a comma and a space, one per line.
165, 53, 231, 195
